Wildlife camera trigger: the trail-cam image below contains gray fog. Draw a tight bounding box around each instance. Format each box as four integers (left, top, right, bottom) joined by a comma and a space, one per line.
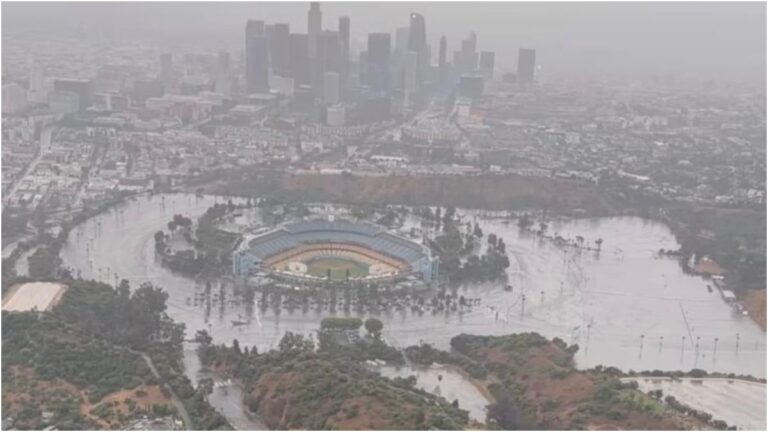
2, 1, 765, 87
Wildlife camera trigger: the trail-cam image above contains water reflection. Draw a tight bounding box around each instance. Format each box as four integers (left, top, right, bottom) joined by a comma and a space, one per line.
182, 343, 267, 430
374, 364, 491, 423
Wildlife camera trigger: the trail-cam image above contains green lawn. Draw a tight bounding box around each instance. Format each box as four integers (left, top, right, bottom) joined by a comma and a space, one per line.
306, 257, 369, 280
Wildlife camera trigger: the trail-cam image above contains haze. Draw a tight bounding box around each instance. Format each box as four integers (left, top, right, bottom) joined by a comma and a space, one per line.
3, 1, 765, 87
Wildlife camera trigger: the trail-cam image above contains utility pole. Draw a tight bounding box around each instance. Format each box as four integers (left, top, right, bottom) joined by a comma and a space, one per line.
681, 335, 686, 360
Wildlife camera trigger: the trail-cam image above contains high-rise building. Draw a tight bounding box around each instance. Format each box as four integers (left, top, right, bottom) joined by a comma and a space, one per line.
289, 33, 311, 86
308, 2, 322, 59
323, 71, 340, 105
407, 13, 427, 84
246, 19, 264, 39
404, 50, 418, 104
338, 16, 350, 93
217, 51, 230, 75
366, 33, 391, 92
455, 32, 478, 75
215, 51, 232, 95
246, 28, 270, 92
271, 23, 291, 77
438, 36, 447, 70
245, 20, 269, 91
313, 31, 340, 98
438, 36, 449, 89
466, 32, 477, 54
359, 50, 368, 84
479, 51, 495, 79
395, 27, 410, 55
517, 48, 536, 84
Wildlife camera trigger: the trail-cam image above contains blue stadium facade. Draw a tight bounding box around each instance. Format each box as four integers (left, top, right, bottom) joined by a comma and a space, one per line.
233, 220, 439, 282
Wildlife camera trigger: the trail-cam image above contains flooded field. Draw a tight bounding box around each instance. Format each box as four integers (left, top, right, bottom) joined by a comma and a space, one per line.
626, 377, 766, 430
59, 193, 766, 426
373, 364, 491, 423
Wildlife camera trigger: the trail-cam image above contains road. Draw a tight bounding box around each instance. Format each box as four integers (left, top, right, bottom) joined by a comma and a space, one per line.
621, 376, 766, 430
4, 126, 54, 204
131, 349, 193, 430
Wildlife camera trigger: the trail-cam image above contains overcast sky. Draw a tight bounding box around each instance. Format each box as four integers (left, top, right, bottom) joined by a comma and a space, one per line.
3, 1, 765, 86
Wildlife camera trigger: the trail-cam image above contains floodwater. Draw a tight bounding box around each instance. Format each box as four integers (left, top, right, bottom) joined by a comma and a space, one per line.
59, 194, 767, 425
13, 245, 38, 277
181, 342, 268, 430
373, 364, 491, 423
626, 377, 766, 430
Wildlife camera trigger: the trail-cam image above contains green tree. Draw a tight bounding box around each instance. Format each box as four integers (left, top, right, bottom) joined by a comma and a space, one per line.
364, 318, 384, 339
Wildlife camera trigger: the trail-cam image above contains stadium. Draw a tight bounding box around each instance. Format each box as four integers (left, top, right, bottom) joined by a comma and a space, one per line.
232, 219, 438, 283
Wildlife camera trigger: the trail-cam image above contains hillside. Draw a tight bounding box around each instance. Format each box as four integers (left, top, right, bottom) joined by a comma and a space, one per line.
1, 278, 230, 430
446, 333, 719, 430
198, 330, 470, 430
193, 169, 618, 216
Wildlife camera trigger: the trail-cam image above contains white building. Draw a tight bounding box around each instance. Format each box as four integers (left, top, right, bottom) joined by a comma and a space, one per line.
326, 104, 345, 126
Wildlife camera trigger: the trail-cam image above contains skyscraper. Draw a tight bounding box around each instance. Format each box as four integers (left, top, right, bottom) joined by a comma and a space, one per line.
246, 20, 270, 92
289, 33, 311, 86
438, 36, 447, 70
366, 33, 391, 92
246, 19, 264, 42
517, 48, 536, 84
438, 36, 448, 88
404, 50, 418, 104
215, 50, 232, 95
271, 23, 291, 77
407, 13, 427, 84
217, 50, 230, 75
479, 51, 495, 79
394, 27, 410, 55
456, 32, 478, 75
308, 2, 322, 59
313, 31, 341, 98
338, 16, 350, 92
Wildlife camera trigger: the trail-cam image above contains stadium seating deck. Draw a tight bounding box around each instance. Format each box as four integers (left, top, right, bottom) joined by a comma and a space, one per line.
246, 220, 427, 267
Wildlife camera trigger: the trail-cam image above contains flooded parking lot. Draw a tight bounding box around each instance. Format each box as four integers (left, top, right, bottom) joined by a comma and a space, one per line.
59, 194, 766, 375
373, 364, 491, 423
626, 377, 766, 430
59, 193, 766, 426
